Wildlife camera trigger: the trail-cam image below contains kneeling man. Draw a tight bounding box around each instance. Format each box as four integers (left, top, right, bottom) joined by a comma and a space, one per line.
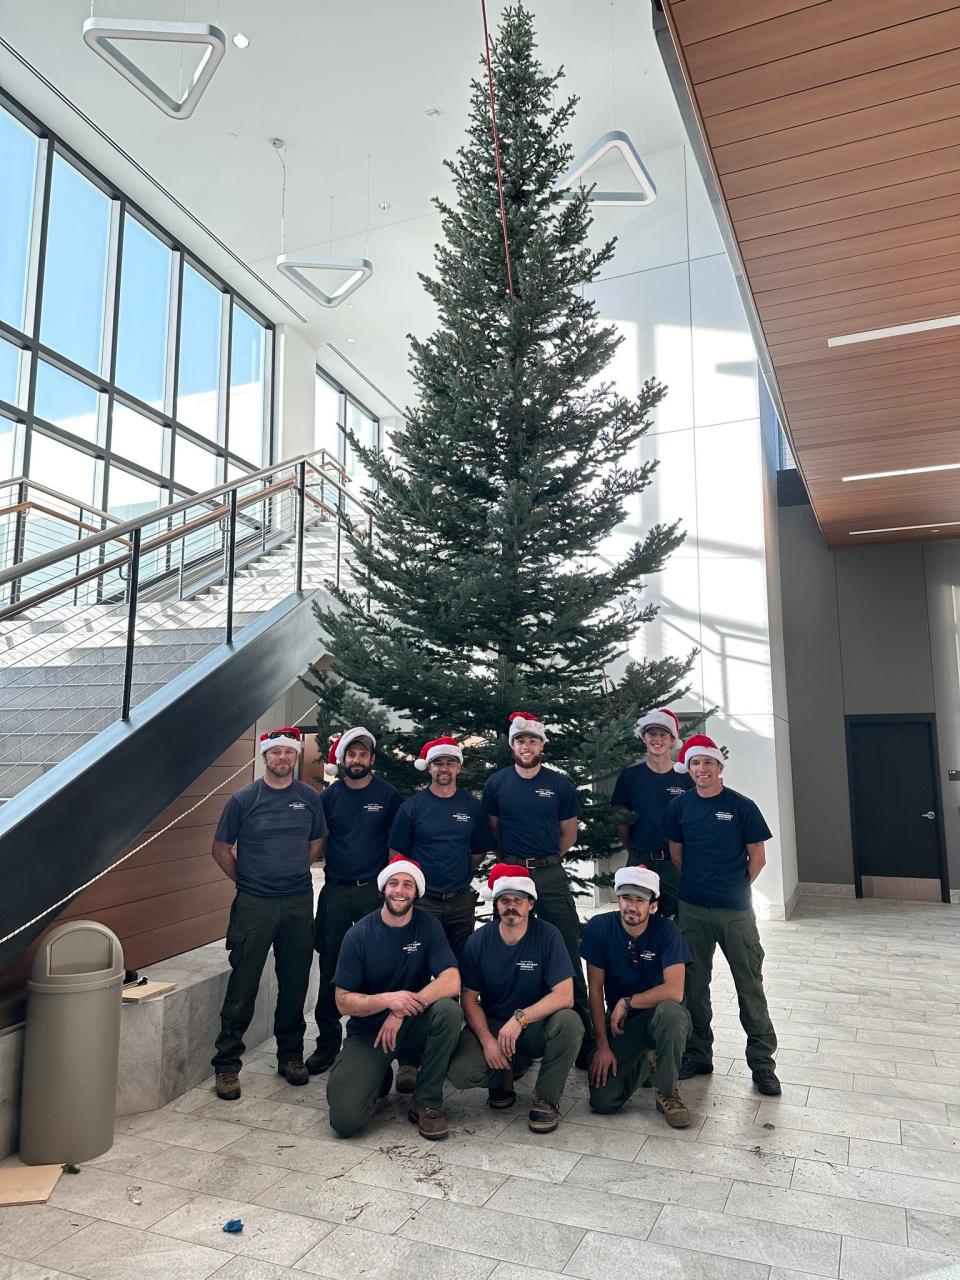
448, 863, 583, 1134
326, 856, 461, 1140
580, 866, 693, 1128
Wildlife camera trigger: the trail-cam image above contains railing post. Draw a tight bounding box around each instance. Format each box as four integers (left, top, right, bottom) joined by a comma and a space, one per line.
121, 527, 141, 721
225, 488, 237, 645
295, 460, 306, 593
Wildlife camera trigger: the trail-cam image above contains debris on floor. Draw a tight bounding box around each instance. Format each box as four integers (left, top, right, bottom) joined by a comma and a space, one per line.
0, 1163, 63, 1206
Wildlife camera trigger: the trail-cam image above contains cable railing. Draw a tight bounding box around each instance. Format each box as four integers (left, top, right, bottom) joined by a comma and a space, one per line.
0, 449, 372, 802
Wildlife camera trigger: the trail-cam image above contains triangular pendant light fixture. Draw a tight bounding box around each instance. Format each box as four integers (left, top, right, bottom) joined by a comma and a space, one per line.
276, 255, 374, 308
557, 129, 657, 207
81, 18, 226, 120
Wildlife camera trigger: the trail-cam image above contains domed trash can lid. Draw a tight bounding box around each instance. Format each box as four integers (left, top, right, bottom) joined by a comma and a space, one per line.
28, 921, 124, 993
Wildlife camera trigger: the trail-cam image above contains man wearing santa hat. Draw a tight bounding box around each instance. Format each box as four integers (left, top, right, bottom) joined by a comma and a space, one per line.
611, 709, 692, 920
306, 726, 402, 1077
481, 712, 593, 1068
447, 863, 582, 1133
580, 866, 692, 1127
326, 855, 462, 1140
210, 726, 327, 1101
666, 734, 781, 1096
388, 737, 494, 958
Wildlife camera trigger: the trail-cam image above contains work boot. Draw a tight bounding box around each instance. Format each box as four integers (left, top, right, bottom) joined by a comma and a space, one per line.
305, 1045, 339, 1075
752, 1067, 782, 1096
395, 1064, 417, 1094
678, 1056, 713, 1080
528, 1097, 561, 1134
407, 1104, 449, 1140
656, 1090, 691, 1129
487, 1083, 516, 1110
641, 1048, 657, 1088
215, 1071, 240, 1101
278, 1059, 309, 1086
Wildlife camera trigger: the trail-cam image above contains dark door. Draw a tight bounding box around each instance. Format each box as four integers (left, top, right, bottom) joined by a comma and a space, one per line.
846, 716, 948, 900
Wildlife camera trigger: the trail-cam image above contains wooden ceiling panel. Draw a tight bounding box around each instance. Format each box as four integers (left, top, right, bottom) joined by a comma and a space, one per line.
758, 270, 960, 323
672, 0, 828, 48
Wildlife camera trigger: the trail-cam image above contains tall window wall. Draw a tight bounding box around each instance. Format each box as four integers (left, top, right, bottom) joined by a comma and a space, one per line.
315, 366, 379, 497
0, 91, 273, 528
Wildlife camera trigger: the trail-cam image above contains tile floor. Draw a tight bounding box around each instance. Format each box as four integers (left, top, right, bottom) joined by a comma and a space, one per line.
3, 895, 960, 1280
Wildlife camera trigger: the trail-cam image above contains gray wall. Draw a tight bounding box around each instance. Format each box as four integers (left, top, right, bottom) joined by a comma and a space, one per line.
778, 504, 960, 892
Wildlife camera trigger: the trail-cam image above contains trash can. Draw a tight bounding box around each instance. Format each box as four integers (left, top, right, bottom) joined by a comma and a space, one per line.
19, 921, 124, 1165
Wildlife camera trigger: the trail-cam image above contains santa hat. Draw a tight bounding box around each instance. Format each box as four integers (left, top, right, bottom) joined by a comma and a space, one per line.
377, 854, 426, 898
674, 733, 724, 774
614, 865, 660, 899
636, 708, 682, 743
508, 711, 547, 744
481, 862, 538, 902
259, 726, 303, 756
324, 726, 376, 779
414, 736, 463, 771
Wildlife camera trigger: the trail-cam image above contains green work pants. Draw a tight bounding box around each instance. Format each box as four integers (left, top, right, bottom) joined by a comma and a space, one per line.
530, 862, 593, 1048
313, 878, 382, 1055
447, 1009, 583, 1105
588, 1000, 690, 1112
213, 889, 314, 1073
415, 889, 478, 959
326, 997, 462, 1137
678, 901, 777, 1072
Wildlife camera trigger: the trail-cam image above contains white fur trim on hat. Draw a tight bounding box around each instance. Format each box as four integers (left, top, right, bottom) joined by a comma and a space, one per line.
414, 737, 464, 771
335, 726, 376, 764
377, 857, 426, 898
259, 731, 303, 756
614, 866, 660, 898
674, 734, 724, 774
482, 874, 538, 901
636, 709, 681, 742
508, 712, 547, 744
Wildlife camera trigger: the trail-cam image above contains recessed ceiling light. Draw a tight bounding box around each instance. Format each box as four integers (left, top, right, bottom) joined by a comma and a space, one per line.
850, 520, 960, 536
827, 313, 960, 348
346, 337, 356, 343
425, 107, 442, 118
377, 200, 391, 212
842, 462, 960, 482
232, 32, 249, 48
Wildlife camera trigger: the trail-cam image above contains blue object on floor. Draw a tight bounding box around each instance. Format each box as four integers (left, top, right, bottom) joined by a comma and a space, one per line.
223, 1219, 244, 1233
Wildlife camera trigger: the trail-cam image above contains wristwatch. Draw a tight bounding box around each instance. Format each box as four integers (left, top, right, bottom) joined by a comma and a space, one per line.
513, 1008, 528, 1028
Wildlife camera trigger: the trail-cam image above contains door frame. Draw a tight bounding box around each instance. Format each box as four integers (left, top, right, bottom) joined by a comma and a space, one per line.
844, 713, 950, 904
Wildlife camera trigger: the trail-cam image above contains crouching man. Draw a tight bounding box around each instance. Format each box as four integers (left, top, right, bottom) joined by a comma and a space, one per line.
326, 856, 461, 1140
581, 866, 693, 1128
447, 864, 583, 1134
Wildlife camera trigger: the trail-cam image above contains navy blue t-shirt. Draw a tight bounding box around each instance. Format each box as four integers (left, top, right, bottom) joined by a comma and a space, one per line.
460, 916, 574, 1023
321, 776, 402, 882
611, 763, 693, 853
665, 786, 773, 911
580, 910, 691, 1011
333, 908, 458, 1039
482, 766, 580, 858
389, 788, 494, 893
214, 779, 326, 898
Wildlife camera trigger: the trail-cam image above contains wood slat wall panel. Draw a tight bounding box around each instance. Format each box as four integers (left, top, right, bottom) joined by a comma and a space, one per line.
57, 856, 224, 914
744, 195, 960, 260
749, 233, 960, 290
761, 296, 960, 341
673, 0, 827, 47
118, 825, 218, 868
759, 269, 960, 321
121, 908, 232, 973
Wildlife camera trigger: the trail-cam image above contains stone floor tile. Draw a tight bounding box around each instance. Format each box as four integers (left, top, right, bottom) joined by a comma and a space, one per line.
756, 1101, 901, 1142
293, 1222, 497, 1280
133, 1143, 290, 1200
382, 1131, 582, 1185
484, 1175, 659, 1238
218, 1128, 373, 1177
697, 1117, 850, 1164
397, 1199, 584, 1269
838, 1234, 959, 1279
818, 1039, 937, 1067
86, 1135, 172, 1174
562, 1230, 769, 1280
899, 1121, 960, 1153
496, 1114, 645, 1161
47, 1166, 194, 1229
34, 1219, 230, 1280
637, 1132, 795, 1185
729, 1060, 855, 1091
849, 1137, 960, 1183
725, 1180, 906, 1245
205, 1259, 295, 1280
348, 1148, 506, 1205
648, 1204, 840, 1276
118, 1108, 253, 1152
563, 1153, 731, 1211
561, 1098, 701, 1139
0, 1204, 92, 1261
854, 1076, 960, 1106
793, 1158, 960, 1216
0, 1258, 67, 1279
253, 1168, 424, 1231
151, 1192, 333, 1266
488, 1265, 567, 1280
906, 1209, 960, 1258
194, 1096, 325, 1135
895, 1062, 960, 1087
682, 1073, 811, 1107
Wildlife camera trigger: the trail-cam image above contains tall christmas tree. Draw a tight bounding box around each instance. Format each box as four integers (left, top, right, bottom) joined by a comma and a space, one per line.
304, 5, 693, 866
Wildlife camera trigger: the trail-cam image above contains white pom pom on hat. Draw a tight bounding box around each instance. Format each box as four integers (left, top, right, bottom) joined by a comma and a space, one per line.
414, 736, 464, 771
508, 711, 547, 744
674, 733, 724, 774
324, 726, 376, 779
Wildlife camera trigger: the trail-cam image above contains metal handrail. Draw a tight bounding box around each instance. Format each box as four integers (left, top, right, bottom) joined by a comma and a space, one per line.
0, 500, 133, 546
0, 475, 124, 528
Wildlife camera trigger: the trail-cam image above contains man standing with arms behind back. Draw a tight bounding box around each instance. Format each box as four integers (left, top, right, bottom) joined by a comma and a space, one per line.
481, 712, 593, 1068
306, 726, 401, 1076
211, 726, 326, 1101
666, 733, 781, 1097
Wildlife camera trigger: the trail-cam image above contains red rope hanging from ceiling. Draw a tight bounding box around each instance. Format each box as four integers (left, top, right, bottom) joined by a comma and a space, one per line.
480, 0, 516, 300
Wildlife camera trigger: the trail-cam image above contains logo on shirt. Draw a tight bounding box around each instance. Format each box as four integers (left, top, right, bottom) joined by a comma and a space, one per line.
667, 787, 686, 797
452, 812, 472, 823
715, 811, 734, 822
638, 950, 656, 961
534, 788, 555, 799
517, 960, 539, 971
402, 941, 422, 955
288, 802, 308, 811
363, 803, 384, 814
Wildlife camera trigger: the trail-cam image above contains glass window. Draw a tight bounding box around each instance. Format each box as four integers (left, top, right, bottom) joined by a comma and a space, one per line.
0, 336, 29, 409
345, 399, 378, 498
107, 466, 164, 522
0, 417, 21, 483
115, 215, 173, 409
315, 372, 343, 463
0, 107, 40, 333
27, 431, 97, 503
40, 155, 112, 373
229, 307, 267, 464
34, 360, 102, 443
177, 264, 223, 440
111, 401, 167, 474
174, 432, 218, 492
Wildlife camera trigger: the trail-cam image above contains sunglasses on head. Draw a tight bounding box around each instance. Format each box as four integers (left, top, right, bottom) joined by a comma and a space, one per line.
261, 727, 302, 741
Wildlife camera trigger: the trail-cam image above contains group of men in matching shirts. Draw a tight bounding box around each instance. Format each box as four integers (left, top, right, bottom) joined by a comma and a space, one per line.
209, 705, 782, 1143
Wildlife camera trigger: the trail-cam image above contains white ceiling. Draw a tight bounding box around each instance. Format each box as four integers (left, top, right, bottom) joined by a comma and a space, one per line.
1, 0, 688, 415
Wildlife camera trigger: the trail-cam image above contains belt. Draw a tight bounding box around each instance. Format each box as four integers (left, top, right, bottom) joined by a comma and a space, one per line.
422, 887, 471, 901
325, 876, 374, 887
632, 849, 667, 862
519, 854, 563, 869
